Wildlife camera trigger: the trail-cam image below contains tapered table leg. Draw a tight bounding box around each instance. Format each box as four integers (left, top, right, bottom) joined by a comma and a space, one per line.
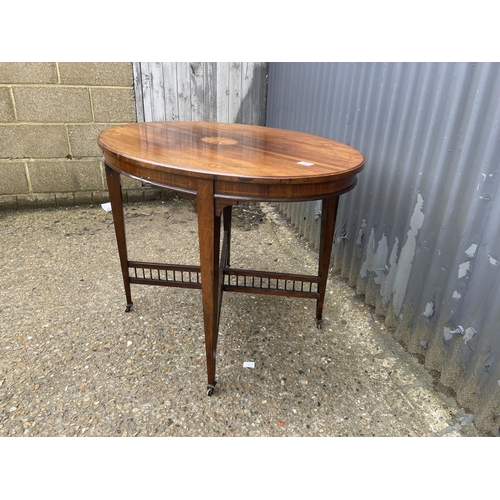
105, 165, 133, 312
316, 196, 339, 328
222, 205, 232, 267
197, 180, 222, 395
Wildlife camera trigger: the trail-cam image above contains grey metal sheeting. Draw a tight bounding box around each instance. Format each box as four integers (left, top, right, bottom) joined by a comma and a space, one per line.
266, 62, 500, 435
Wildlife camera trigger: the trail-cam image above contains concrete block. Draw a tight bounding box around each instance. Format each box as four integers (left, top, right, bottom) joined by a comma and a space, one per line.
143, 188, 162, 201
0, 195, 18, 210
16, 194, 38, 208
159, 188, 178, 201
73, 191, 93, 206
36, 193, 57, 207
0, 88, 15, 121
54, 192, 75, 206
68, 124, 111, 157
0, 63, 57, 84
124, 189, 145, 203
92, 191, 110, 204
0, 125, 69, 158
102, 168, 142, 190
29, 159, 103, 193
0, 161, 29, 194
121, 176, 143, 189
14, 87, 93, 123
92, 88, 136, 123
58, 63, 133, 86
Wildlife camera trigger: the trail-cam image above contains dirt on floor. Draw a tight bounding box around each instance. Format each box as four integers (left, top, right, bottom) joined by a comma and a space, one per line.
0, 198, 481, 436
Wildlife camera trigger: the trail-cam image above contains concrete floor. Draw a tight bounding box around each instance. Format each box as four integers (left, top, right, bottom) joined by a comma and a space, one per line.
0, 197, 480, 436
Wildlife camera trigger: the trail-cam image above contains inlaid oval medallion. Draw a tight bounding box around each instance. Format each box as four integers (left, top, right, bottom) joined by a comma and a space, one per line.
201, 137, 238, 145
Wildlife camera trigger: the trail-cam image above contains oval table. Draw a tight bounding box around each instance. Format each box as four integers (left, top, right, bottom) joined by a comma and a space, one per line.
98, 121, 364, 396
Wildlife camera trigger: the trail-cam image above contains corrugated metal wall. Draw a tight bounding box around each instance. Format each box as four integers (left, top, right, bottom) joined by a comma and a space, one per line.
133, 62, 267, 124
266, 62, 500, 435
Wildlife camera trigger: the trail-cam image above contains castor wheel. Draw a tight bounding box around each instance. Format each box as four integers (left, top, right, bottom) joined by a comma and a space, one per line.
125, 303, 133, 313
206, 383, 217, 397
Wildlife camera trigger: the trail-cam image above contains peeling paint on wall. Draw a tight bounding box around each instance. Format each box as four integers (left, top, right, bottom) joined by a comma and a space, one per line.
392, 194, 425, 316
374, 235, 389, 285
359, 228, 390, 286
463, 327, 477, 344
458, 261, 470, 279
443, 327, 453, 341
357, 219, 367, 246
423, 302, 434, 317
465, 244, 478, 257
360, 228, 376, 279
380, 237, 399, 307
488, 256, 499, 266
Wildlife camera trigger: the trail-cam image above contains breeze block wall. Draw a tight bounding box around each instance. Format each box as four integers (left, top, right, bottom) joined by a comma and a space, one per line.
0, 62, 157, 210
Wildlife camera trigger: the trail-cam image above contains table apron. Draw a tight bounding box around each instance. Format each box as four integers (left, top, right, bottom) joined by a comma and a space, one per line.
214, 176, 357, 202
103, 160, 357, 203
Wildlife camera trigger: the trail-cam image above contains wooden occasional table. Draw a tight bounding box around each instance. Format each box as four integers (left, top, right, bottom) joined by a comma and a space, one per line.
98, 121, 364, 396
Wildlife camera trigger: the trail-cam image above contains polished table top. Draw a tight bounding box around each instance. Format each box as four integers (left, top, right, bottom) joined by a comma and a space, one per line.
98, 121, 365, 201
